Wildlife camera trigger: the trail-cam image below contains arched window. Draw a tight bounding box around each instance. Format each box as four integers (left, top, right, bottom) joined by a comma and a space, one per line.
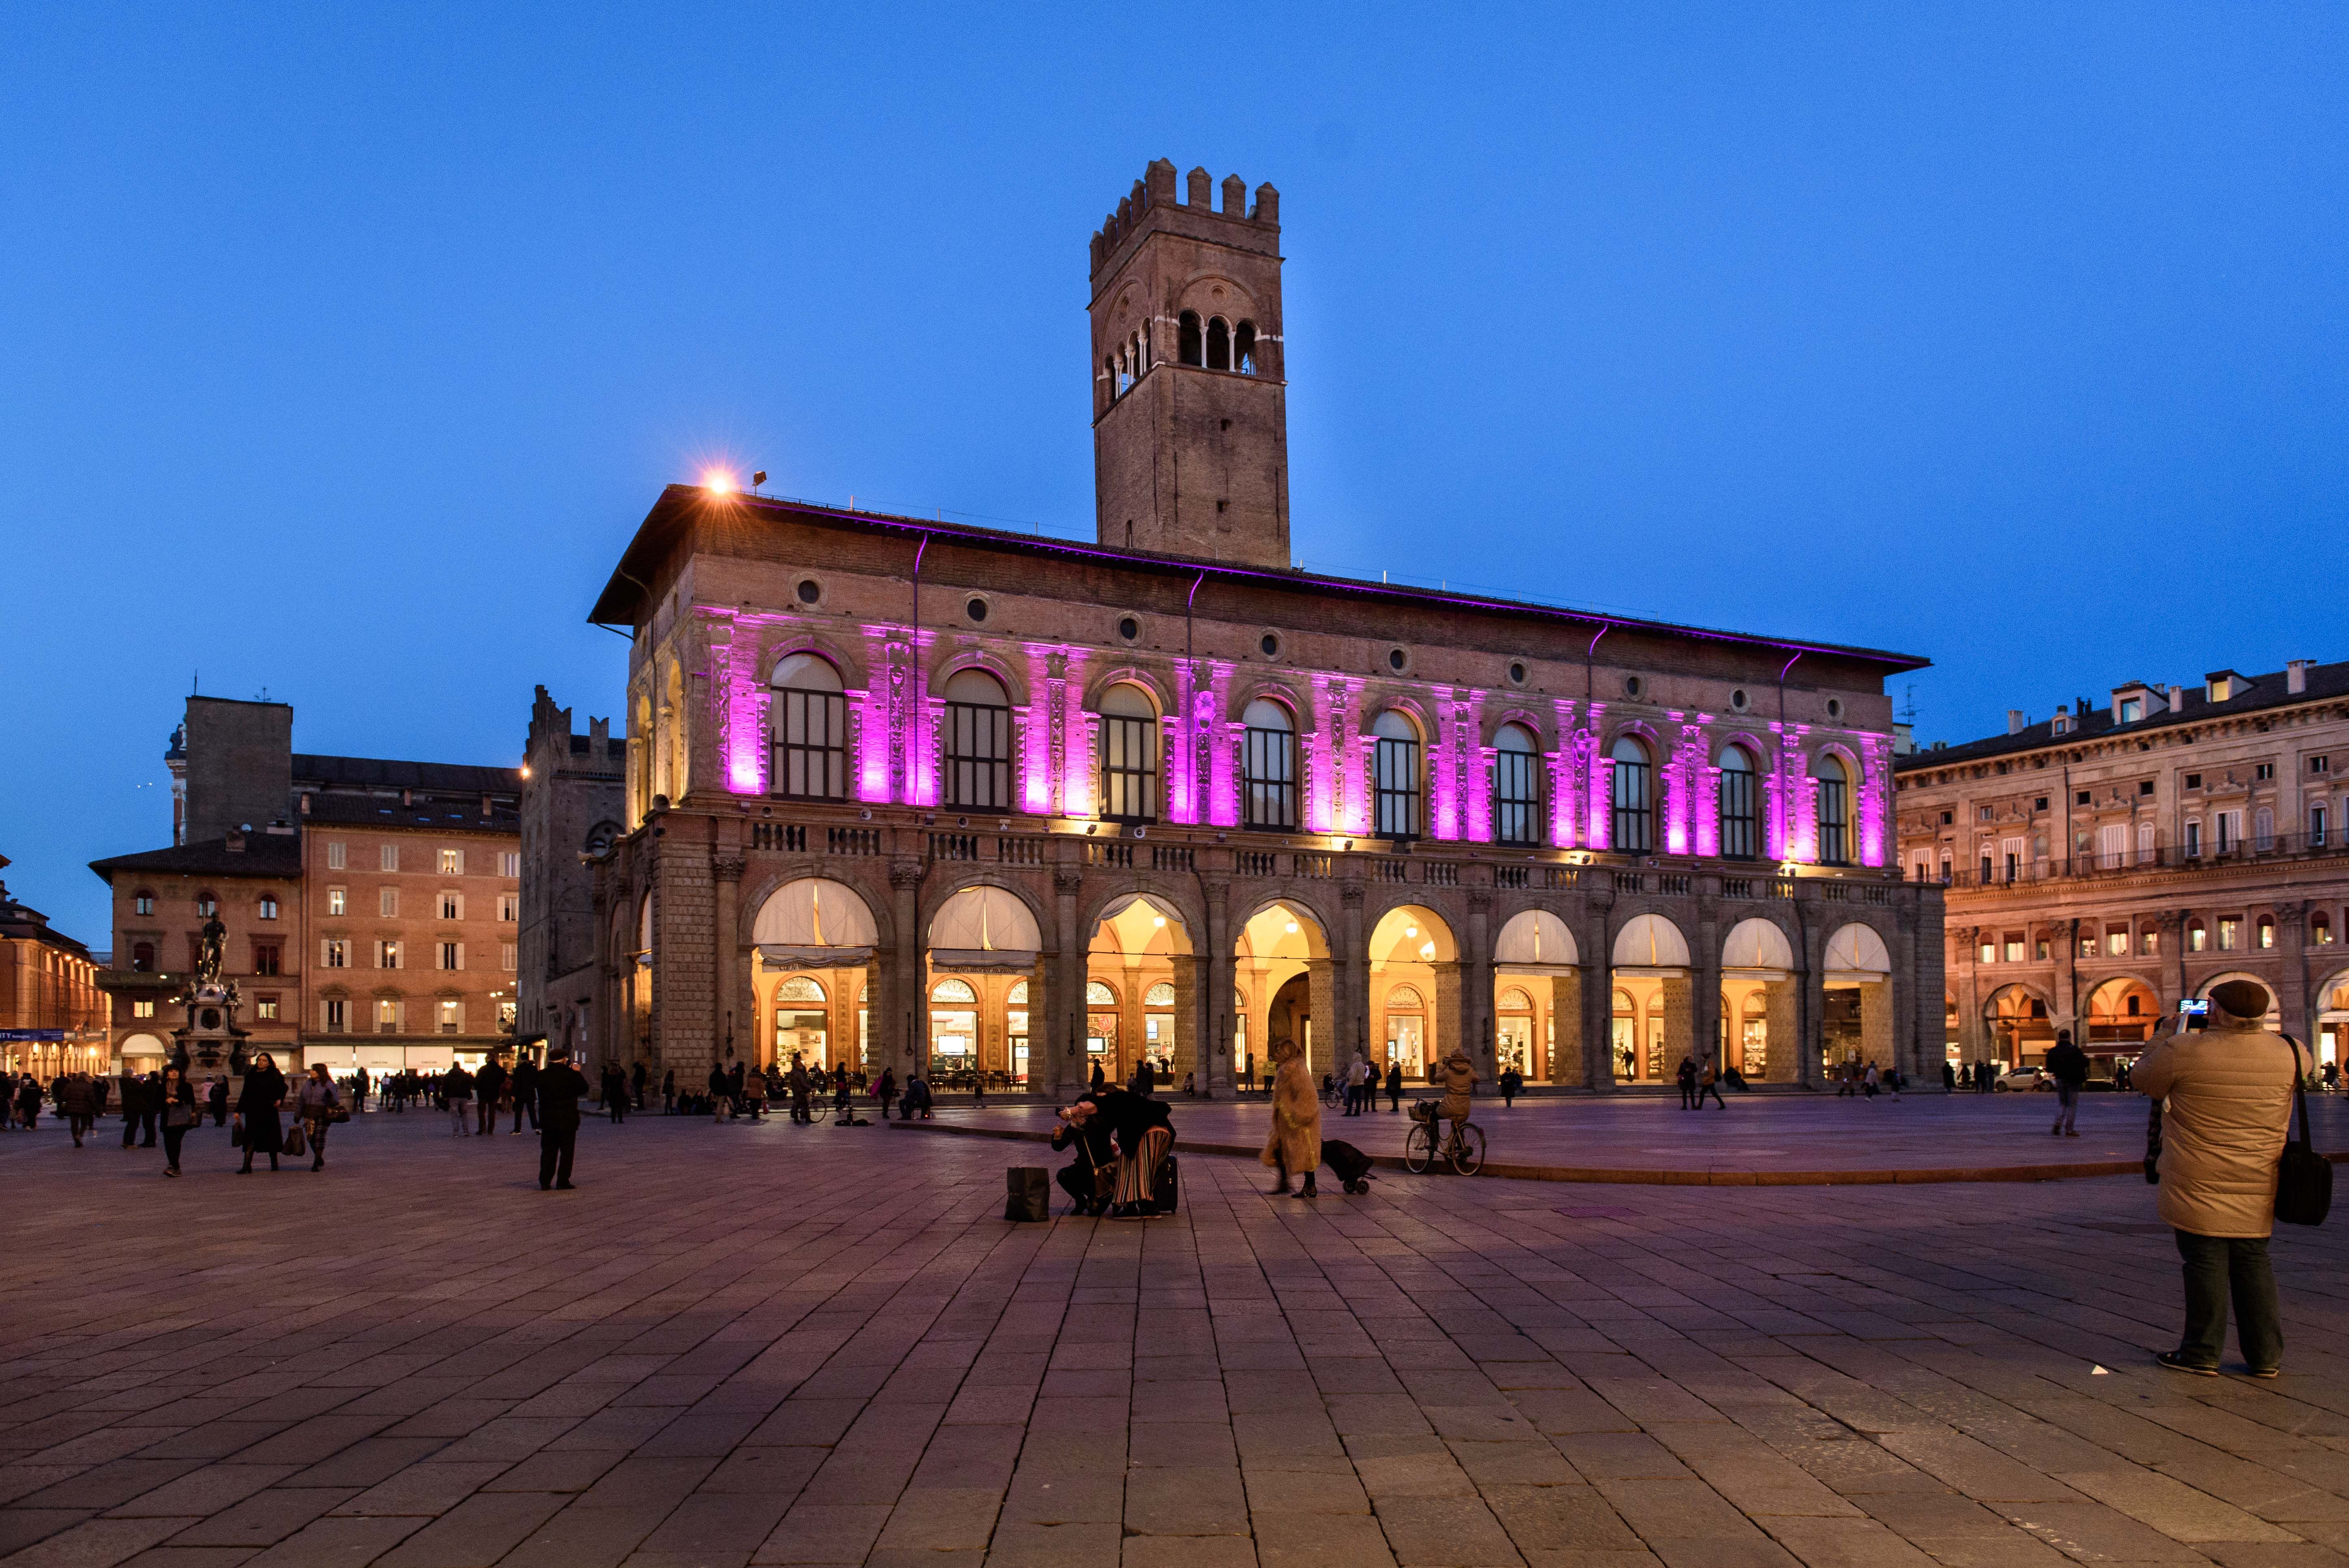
1373, 711, 1422, 840
1815, 754, 1851, 865
931, 978, 977, 1004
771, 653, 847, 801
1144, 982, 1176, 1006
1007, 979, 1029, 1004
1085, 980, 1117, 1007
1206, 316, 1231, 371
1242, 698, 1297, 830
1178, 311, 1203, 366
1718, 745, 1758, 860
133, 888, 154, 916
1493, 723, 1540, 846
775, 976, 825, 1003
1610, 737, 1653, 853
942, 668, 1011, 810
1235, 321, 1258, 375
196, 890, 218, 917
1099, 682, 1158, 823
2187, 918, 2208, 952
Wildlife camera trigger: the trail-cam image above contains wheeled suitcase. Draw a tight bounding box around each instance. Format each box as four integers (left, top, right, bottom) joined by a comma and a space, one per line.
1152, 1155, 1180, 1214
1323, 1139, 1375, 1194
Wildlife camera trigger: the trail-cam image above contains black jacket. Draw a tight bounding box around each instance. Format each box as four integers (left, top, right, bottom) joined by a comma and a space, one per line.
1051, 1095, 1117, 1166
1089, 1087, 1171, 1155
540, 1063, 589, 1131
2046, 1039, 2090, 1087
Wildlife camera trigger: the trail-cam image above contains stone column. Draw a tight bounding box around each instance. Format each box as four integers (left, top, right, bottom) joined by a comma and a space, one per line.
1693, 892, 1721, 1073
2056, 917, 2082, 1042
1860, 980, 1895, 1070
888, 857, 922, 1076
1306, 958, 1338, 1077
1583, 894, 1615, 1089
2159, 911, 2185, 1013
1794, 892, 1824, 1089
1662, 974, 1694, 1069
2278, 901, 2311, 1041
713, 855, 744, 1070
1763, 980, 1799, 1082
1432, 961, 1465, 1076
864, 957, 884, 1074
1549, 971, 1583, 1085
1464, 887, 1495, 1078
1171, 955, 1200, 1091
1891, 898, 1922, 1081
1956, 926, 1987, 1068
1051, 864, 1083, 1094
1338, 882, 1367, 1080
1203, 874, 1231, 1097
1121, 959, 1145, 1081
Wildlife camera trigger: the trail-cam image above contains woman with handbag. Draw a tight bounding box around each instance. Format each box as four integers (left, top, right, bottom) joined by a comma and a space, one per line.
2133, 979, 2302, 1378
296, 1063, 343, 1172
235, 1053, 288, 1174
158, 1063, 198, 1177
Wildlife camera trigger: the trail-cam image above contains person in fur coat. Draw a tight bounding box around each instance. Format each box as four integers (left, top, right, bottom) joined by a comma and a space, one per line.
1260, 1037, 1321, 1197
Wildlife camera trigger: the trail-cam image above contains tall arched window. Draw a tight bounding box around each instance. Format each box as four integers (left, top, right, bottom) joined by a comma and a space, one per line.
1207, 316, 1231, 370
1718, 745, 1758, 860
1178, 311, 1203, 365
1493, 723, 1540, 846
1234, 321, 1258, 375
942, 668, 1011, 810
1373, 711, 1422, 840
1610, 737, 1652, 853
1242, 698, 1297, 830
1815, 754, 1851, 865
771, 653, 847, 801
1100, 683, 1158, 823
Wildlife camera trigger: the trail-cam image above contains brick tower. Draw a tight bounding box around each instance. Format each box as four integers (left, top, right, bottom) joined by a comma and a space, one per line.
1090, 159, 1289, 568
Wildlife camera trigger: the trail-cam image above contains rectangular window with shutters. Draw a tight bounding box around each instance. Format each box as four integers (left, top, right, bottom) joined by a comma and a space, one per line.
325, 999, 346, 1033
326, 841, 346, 870
379, 888, 399, 918
256, 995, 279, 1020
328, 887, 346, 916
439, 892, 462, 920
438, 1000, 462, 1035
497, 894, 518, 922
252, 942, 281, 976
439, 848, 464, 875
378, 941, 401, 970
376, 999, 399, 1033
323, 939, 347, 969
380, 844, 399, 872
501, 942, 517, 972
499, 852, 520, 878
437, 942, 461, 971
2096, 823, 2126, 869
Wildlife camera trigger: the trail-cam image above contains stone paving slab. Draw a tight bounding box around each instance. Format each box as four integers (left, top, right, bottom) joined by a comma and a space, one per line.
0, 1109, 2344, 1568
887, 1094, 2349, 1183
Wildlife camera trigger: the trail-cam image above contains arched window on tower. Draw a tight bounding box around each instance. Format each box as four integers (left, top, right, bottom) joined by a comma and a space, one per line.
1115, 345, 1131, 397
1099, 682, 1159, 823
942, 668, 1011, 810
1815, 754, 1852, 866
1178, 311, 1203, 366
1242, 698, 1297, 830
1493, 723, 1540, 847
771, 653, 847, 801
1235, 321, 1258, 375
1610, 736, 1653, 853
1206, 316, 1232, 371
1718, 744, 1757, 860
1373, 711, 1423, 840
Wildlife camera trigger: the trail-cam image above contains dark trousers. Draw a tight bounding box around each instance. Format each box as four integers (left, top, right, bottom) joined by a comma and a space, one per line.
1679, 1084, 1697, 1109
162, 1124, 187, 1169
1699, 1083, 1725, 1108
1055, 1162, 1095, 1211
540, 1126, 577, 1188
2175, 1230, 2282, 1371
513, 1092, 537, 1132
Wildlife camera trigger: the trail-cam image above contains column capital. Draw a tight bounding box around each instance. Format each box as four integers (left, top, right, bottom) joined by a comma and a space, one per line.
711, 857, 746, 883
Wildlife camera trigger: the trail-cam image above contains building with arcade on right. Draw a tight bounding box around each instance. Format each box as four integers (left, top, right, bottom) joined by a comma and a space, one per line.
1896, 657, 2349, 1078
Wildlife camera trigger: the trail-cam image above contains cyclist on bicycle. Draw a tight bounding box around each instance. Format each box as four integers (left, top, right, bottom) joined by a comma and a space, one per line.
1432, 1043, 1478, 1146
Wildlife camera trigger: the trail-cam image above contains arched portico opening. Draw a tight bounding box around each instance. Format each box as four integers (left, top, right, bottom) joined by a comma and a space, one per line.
1494, 909, 1578, 1084
1823, 922, 1894, 1077
752, 877, 880, 1079
1084, 894, 1195, 1090
2193, 972, 2281, 1031
1985, 983, 2054, 1069
1370, 905, 1458, 1081
1234, 901, 1330, 1086
1611, 913, 1691, 1082
924, 884, 1042, 1089
1720, 916, 1796, 1083
2086, 977, 2161, 1076
2316, 969, 2349, 1072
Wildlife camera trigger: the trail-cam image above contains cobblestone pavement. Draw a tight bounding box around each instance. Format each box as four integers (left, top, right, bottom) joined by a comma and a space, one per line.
1, 1107, 2345, 1568
890, 1091, 2349, 1175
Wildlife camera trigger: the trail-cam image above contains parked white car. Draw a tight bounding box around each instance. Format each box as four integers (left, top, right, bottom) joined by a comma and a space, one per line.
1995, 1066, 2053, 1092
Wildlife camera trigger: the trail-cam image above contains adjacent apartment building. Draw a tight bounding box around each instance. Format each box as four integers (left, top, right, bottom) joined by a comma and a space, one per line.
1895, 659, 2349, 1076
0, 853, 109, 1079
92, 696, 524, 1076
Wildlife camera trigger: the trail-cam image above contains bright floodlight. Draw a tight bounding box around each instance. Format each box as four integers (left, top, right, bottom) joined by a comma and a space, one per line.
704, 469, 736, 494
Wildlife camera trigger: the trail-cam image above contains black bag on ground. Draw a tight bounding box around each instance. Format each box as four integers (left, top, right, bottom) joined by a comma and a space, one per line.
1323, 1139, 1375, 1194
1152, 1155, 1179, 1214
2276, 1036, 2332, 1227
1005, 1166, 1049, 1222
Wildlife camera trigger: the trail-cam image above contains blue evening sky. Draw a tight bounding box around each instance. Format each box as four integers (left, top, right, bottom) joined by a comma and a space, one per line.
5, 4, 2345, 944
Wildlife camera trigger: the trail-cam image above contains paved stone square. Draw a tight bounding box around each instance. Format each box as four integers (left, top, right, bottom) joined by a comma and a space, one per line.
2, 1102, 2346, 1568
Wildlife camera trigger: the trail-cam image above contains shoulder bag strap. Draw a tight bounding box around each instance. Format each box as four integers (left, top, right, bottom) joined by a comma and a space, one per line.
2281, 1033, 2314, 1154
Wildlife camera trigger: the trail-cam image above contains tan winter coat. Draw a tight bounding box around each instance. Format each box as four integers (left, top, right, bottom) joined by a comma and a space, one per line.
1434, 1050, 1477, 1123
1260, 1048, 1321, 1175
2134, 1016, 2298, 1238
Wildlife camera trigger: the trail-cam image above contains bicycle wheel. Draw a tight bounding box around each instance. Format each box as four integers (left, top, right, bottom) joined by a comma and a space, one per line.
1449, 1121, 1486, 1177
1402, 1122, 1436, 1174
807, 1099, 832, 1125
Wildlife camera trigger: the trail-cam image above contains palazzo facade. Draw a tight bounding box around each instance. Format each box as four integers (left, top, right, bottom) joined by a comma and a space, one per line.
572, 159, 1943, 1095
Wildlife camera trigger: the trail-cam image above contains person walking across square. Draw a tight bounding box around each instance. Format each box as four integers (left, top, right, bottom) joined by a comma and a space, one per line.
538, 1048, 588, 1190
